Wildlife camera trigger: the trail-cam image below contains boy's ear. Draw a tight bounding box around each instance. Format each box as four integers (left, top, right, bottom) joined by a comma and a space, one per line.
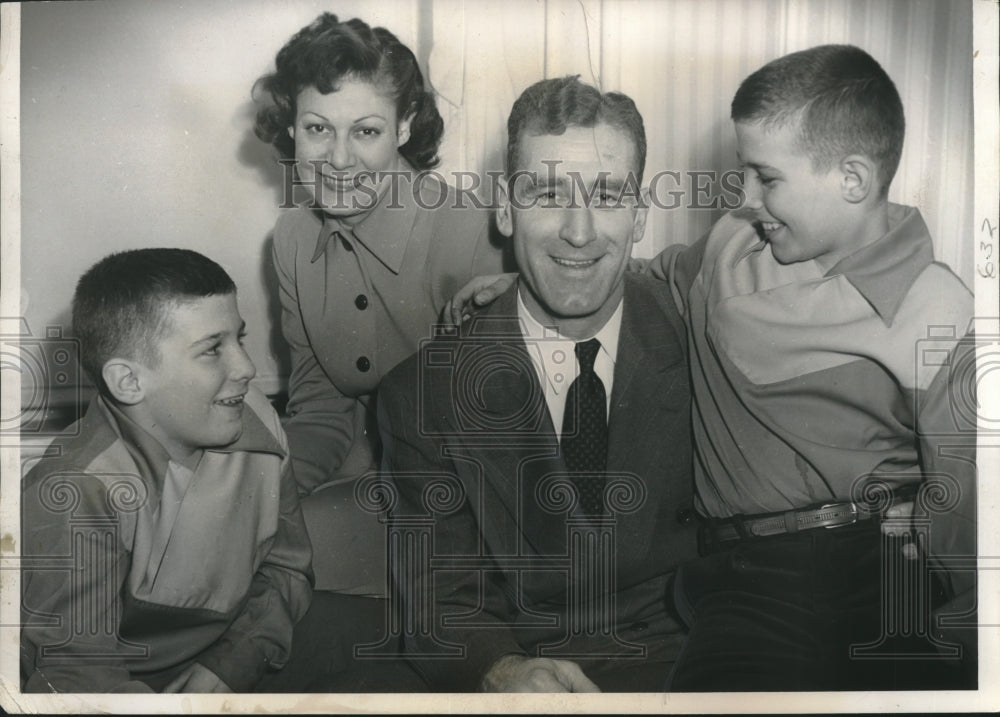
839, 154, 878, 204
496, 178, 514, 238
102, 359, 145, 405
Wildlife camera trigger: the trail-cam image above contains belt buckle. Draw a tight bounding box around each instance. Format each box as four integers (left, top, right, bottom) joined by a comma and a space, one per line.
821, 502, 857, 529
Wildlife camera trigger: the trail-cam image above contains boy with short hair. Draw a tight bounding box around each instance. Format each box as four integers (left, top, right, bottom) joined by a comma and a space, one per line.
21, 248, 313, 693
658, 43, 976, 691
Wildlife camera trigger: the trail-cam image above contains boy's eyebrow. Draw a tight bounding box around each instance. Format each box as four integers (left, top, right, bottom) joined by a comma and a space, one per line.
189, 320, 247, 348
737, 153, 778, 173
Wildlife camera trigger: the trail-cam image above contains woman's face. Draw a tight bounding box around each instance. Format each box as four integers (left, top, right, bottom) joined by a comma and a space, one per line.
290, 78, 412, 222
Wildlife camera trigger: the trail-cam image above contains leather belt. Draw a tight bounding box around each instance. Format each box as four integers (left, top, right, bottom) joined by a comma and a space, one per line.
705, 501, 876, 544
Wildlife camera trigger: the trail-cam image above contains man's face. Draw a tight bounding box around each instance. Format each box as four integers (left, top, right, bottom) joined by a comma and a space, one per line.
133, 293, 256, 464
735, 120, 856, 271
498, 123, 647, 338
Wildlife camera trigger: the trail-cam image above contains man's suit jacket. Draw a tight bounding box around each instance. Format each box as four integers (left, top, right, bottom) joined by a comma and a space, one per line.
377, 273, 696, 690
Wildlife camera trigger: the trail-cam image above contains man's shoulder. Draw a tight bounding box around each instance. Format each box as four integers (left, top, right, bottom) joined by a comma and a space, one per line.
381, 292, 522, 399
623, 272, 687, 335
626, 270, 676, 302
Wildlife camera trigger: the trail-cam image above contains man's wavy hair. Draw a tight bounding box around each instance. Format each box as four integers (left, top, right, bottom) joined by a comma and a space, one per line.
506, 75, 647, 183
731, 44, 905, 196
253, 13, 443, 169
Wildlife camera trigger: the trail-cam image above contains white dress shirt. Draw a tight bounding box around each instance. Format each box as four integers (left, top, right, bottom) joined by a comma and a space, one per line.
516, 288, 622, 439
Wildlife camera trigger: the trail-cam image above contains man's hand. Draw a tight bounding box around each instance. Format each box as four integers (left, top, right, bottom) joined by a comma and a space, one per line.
162, 663, 233, 693
480, 654, 601, 692
444, 273, 518, 326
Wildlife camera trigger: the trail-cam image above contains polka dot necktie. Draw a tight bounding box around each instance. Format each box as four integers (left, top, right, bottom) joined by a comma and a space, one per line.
561, 338, 608, 515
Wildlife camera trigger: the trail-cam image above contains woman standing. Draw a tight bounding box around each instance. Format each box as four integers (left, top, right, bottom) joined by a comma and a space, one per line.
254, 13, 505, 597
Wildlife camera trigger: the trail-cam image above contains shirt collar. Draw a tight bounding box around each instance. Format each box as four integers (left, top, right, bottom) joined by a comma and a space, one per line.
99, 391, 286, 487
515, 287, 623, 389
309, 163, 419, 274
824, 203, 933, 326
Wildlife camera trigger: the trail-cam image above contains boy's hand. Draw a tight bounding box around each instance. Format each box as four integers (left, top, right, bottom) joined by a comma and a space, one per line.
480, 654, 601, 692
162, 663, 233, 693
882, 500, 919, 560
445, 273, 518, 326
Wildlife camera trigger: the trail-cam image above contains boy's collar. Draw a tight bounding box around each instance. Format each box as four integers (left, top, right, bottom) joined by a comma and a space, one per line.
98, 391, 285, 490
223, 399, 286, 457
824, 203, 933, 326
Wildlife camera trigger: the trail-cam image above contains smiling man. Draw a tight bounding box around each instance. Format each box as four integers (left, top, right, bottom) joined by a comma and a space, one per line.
376, 76, 697, 692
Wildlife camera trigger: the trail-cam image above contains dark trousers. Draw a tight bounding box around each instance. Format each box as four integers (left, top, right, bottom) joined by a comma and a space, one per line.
256, 591, 428, 692
666, 521, 975, 691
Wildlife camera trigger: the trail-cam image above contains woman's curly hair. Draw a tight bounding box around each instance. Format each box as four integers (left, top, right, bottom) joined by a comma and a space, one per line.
253, 13, 443, 169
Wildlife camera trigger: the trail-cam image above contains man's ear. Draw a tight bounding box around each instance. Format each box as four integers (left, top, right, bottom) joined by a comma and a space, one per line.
287, 125, 295, 141
631, 187, 650, 244
840, 155, 877, 204
102, 359, 145, 406
496, 178, 514, 238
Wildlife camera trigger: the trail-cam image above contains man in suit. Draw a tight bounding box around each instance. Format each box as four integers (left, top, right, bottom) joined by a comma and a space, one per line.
377, 75, 696, 692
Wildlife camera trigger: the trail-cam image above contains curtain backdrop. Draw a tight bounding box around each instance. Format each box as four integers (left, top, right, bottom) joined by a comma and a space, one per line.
17, 0, 975, 395
426, 0, 974, 273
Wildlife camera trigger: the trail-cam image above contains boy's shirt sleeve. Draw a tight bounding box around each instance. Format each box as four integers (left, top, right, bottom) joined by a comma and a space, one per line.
194, 404, 314, 692
21, 470, 153, 693
916, 329, 978, 645
630, 236, 708, 318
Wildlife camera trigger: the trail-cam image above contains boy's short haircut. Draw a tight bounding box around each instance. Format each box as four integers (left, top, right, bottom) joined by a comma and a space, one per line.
72, 248, 236, 396
731, 44, 905, 195
506, 75, 647, 183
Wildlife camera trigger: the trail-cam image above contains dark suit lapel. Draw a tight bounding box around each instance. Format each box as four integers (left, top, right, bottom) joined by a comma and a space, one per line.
606, 275, 688, 538
437, 284, 566, 558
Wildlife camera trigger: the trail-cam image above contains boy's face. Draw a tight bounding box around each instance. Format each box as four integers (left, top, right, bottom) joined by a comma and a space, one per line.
735, 120, 855, 271
134, 293, 256, 464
